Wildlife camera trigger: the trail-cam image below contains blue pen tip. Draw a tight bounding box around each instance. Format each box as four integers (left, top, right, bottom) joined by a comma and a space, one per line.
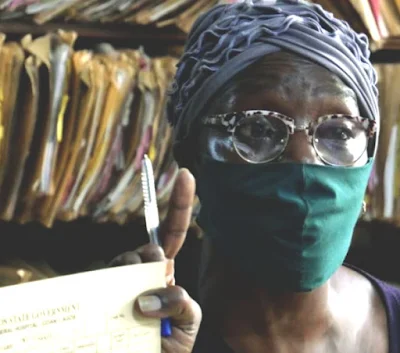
161, 318, 172, 337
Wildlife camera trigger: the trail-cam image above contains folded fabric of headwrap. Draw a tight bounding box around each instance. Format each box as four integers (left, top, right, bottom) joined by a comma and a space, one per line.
167, 0, 379, 157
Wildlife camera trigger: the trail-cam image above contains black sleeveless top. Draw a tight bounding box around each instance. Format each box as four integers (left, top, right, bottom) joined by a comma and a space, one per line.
193, 266, 400, 353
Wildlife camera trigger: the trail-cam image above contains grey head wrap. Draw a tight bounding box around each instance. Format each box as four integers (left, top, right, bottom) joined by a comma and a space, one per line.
167, 0, 379, 158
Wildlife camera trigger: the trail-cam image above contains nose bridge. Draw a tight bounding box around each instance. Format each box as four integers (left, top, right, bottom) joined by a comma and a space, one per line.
282, 130, 322, 164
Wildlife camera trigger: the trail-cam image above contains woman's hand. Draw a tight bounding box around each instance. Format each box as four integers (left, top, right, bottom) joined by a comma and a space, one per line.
110, 169, 201, 353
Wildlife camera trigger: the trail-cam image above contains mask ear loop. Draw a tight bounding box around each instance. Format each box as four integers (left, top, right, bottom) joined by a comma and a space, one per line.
362, 201, 367, 214
358, 200, 367, 220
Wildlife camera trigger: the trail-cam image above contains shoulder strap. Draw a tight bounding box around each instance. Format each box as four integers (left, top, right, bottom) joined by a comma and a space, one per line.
345, 264, 400, 353
372, 279, 400, 353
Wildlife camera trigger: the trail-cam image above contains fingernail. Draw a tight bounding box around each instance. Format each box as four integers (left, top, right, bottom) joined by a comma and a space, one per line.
138, 295, 162, 312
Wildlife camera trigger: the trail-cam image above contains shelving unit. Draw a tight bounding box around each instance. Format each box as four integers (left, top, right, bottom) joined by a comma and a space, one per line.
0, 20, 187, 280
0, 21, 186, 43
371, 49, 400, 63
0, 20, 397, 58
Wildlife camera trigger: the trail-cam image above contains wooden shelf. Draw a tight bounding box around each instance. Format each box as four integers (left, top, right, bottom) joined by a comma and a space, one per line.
0, 21, 187, 44
371, 49, 400, 63
2, 21, 400, 60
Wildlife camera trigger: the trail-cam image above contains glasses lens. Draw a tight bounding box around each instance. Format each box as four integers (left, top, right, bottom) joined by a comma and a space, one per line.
314, 118, 368, 166
233, 113, 288, 163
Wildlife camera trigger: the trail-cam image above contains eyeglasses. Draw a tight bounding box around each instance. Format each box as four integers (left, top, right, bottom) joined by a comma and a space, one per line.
201, 110, 377, 166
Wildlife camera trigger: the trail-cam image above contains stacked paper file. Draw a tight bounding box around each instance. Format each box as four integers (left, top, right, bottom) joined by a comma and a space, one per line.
0, 0, 223, 33
312, 0, 400, 50
0, 31, 180, 227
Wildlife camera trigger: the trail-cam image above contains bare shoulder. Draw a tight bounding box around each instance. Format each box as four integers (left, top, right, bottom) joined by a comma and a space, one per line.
338, 266, 389, 353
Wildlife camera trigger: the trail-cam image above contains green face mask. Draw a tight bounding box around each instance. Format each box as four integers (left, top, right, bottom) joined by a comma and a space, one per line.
196, 159, 373, 292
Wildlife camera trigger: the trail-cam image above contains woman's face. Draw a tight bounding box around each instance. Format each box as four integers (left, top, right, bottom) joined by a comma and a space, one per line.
197, 54, 367, 167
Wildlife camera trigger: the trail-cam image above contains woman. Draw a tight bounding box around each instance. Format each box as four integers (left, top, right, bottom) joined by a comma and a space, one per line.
115, 1, 400, 352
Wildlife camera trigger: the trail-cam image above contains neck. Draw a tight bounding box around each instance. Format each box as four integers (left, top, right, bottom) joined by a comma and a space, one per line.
223, 282, 334, 339
200, 262, 339, 343
199, 239, 340, 343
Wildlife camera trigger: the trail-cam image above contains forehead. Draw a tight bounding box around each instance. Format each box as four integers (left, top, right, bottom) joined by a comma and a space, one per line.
214, 54, 360, 119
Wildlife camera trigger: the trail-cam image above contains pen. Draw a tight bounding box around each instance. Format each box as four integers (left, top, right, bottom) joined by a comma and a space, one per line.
141, 154, 172, 338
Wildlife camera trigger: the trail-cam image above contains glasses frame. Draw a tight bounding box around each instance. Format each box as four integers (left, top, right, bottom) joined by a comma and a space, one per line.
201, 110, 377, 166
